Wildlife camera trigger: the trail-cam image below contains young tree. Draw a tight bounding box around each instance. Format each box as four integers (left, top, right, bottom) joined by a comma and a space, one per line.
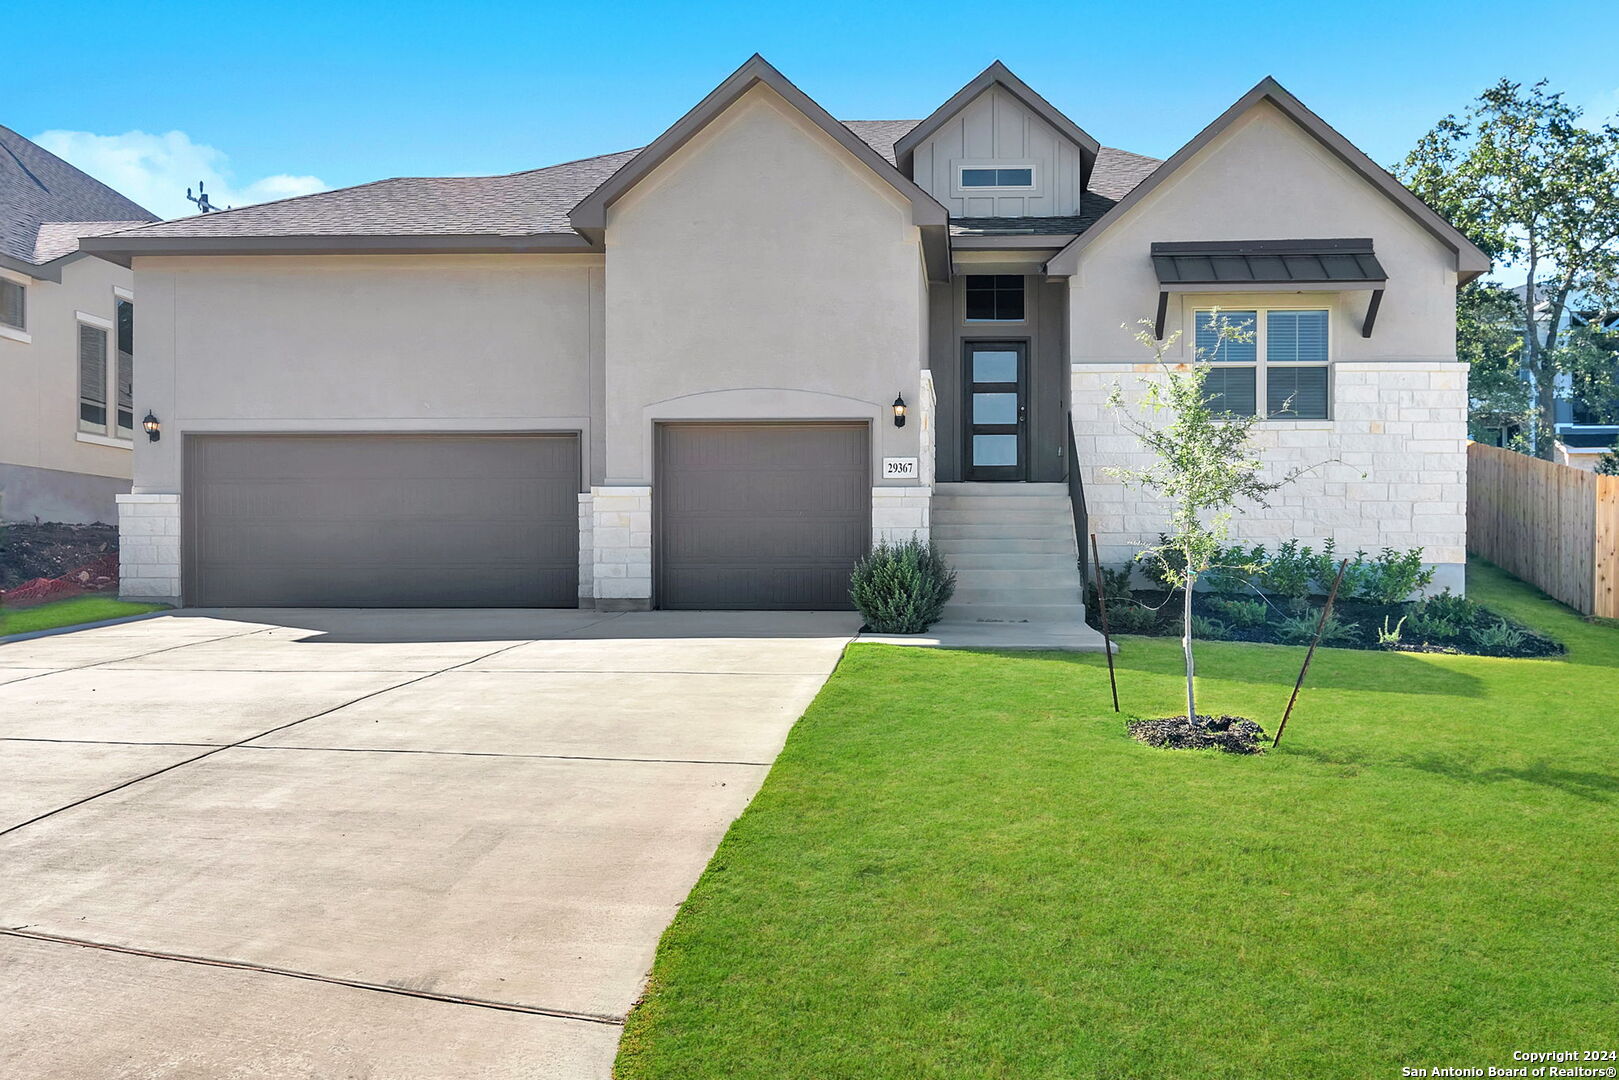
1105, 314, 1309, 722
1397, 79, 1619, 459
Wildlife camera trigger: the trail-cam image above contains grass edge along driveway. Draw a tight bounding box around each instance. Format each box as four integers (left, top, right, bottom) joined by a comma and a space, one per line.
616, 559, 1618, 1080
0, 596, 167, 638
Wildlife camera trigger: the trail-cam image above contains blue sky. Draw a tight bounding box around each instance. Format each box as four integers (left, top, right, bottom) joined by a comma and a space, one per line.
11, 0, 1618, 220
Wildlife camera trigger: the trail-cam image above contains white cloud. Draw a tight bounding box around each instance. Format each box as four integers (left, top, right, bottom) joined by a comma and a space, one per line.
30, 129, 327, 221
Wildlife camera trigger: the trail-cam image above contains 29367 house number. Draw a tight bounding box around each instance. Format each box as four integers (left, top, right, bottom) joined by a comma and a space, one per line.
883, 458, 919, 479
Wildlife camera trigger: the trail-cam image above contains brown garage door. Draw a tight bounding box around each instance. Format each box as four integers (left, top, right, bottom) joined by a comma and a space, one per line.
184, 434, 579, 607
656, 422, 870, 610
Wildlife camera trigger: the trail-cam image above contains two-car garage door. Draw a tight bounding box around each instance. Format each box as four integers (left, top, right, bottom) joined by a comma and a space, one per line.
184, 434, 580, 607
183, 424, 871, 609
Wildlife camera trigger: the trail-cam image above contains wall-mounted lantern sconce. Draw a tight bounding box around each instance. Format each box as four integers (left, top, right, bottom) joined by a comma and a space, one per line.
892, 394, 907, 428
142, 411, 161, 442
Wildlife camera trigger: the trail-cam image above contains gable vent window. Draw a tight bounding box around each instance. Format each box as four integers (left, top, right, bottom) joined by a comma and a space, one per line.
0, 278, 24, 331
965, 275, 1025, 322
960, 167, 1034, 189
78, 322, 109, 431
1195, 307, 1330, 420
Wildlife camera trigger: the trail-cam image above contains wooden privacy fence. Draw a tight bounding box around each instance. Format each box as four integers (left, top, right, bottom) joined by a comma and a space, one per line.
1467, 442, 1619, 618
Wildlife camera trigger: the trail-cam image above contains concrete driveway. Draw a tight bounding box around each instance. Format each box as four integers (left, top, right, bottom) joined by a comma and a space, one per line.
0, 608, 856, 1079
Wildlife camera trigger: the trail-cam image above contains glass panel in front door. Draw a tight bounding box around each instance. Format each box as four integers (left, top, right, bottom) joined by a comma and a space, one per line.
965, 344, 1025, 479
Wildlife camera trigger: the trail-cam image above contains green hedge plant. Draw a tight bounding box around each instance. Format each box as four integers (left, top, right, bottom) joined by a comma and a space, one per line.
849, 537, 957, 634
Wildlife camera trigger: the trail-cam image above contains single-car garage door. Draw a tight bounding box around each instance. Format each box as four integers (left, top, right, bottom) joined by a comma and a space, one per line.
656, 422, 870, 610
184, 434, 580, 607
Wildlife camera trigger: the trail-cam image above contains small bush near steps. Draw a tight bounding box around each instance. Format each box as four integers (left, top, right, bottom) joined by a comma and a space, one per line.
849, 537, 957, 634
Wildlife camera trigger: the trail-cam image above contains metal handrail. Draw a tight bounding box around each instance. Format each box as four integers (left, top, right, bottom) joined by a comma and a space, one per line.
1066, 413, 1090, 584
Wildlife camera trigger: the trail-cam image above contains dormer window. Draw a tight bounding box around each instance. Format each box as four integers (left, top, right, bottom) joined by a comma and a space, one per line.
960, 166, 1034, 189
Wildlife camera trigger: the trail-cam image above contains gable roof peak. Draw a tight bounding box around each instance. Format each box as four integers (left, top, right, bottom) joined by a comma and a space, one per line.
1044, 75, 1491, 281
567, 54, 951, 280
893, 61, 1101, 173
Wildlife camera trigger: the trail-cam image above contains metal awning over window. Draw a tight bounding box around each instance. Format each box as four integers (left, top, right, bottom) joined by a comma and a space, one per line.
1150, 239, 1387, 339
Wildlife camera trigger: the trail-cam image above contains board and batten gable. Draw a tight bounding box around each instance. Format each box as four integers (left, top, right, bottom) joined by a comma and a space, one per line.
1065, 100, 1470, 593
125, 253, 605, 495
601, 82, 929, 484
910, 85, 1086, 218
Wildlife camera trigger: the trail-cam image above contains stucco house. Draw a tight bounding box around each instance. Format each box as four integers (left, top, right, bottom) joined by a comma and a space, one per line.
83, 57, 1486, 615
1, 125, 158, 523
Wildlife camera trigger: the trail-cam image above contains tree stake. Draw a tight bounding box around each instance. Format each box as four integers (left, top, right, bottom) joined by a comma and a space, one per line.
1089, 533, 1120, 712
1273, 558, 1348, 749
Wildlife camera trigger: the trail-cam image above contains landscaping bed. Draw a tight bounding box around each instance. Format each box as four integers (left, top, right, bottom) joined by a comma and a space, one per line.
1084, 539, 1564, 658
1088, 588, 1564, 658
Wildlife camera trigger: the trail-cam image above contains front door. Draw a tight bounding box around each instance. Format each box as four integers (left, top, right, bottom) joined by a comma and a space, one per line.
963, 342, 1027, 481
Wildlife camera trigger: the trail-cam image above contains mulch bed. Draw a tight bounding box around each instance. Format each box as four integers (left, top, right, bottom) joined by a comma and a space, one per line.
1089, 590, 1564, 659
1128, 714, 1270, 754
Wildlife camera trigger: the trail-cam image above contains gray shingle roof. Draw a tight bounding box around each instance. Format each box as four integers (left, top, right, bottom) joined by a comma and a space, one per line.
96, 121, 1161, 246
1, 124, 158, 265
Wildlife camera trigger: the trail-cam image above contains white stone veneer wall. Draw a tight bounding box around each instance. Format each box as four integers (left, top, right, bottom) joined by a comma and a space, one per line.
576, 492, 594, 606
116, 493, 181, 603
1072, 361, 1469, 596
872, 486, 931, 545
590, 486, 652, 610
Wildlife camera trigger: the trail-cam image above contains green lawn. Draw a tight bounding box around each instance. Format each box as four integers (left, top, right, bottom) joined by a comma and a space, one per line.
617, 560, 1618, 1079
0, 596, 167, 638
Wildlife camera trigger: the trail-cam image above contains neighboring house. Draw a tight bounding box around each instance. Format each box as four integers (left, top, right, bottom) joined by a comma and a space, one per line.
1, 125, 159, 523
84, 57, 1486, 611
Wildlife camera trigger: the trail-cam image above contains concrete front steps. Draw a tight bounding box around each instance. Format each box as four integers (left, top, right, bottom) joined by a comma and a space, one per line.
930, 483, 1106, 649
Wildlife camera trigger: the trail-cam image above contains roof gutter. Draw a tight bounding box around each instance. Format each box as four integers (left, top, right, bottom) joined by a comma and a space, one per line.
79, 232, 602, 265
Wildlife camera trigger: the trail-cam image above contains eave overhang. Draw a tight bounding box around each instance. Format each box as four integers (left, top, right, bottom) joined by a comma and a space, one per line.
79, 231, 601, 266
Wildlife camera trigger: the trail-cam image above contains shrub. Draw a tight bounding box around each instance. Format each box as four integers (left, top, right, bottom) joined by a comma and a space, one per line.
1202, 543, 1267, 594
1190, 614, 1233, 640
1096, 565, 1134, 603
1470, 618, 1527, 652
1103, 600, 1162, 634
849, 538, 957, 634
1207, 596, 1268, 628
1416, 589, 1482, 627
1259, 540, 1313, 600
1407, 614, 1461, 643
1356, 547, 1436, 604
1304, 538, 1368, 598
1141, 538, 1187, 592
1275, 609, 1360, 646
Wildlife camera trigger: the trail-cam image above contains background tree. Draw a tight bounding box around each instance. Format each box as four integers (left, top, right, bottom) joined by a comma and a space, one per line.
1457, 280, 1531, 447
1106, 314, 1307, 723
1397, 79, 1619, 459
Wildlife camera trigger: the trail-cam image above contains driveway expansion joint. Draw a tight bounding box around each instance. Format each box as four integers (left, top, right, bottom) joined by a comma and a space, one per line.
0, 927, 625, 1027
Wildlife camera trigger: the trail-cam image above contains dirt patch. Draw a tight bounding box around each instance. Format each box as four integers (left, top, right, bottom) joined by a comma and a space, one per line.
0, 523, 118, 590
1128, 714, 1270, 754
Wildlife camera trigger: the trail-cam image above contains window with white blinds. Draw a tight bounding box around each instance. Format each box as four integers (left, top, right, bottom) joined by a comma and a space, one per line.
1194, 307, 1330, 419
0, 279, 24, 331
78, 322, 109, 431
